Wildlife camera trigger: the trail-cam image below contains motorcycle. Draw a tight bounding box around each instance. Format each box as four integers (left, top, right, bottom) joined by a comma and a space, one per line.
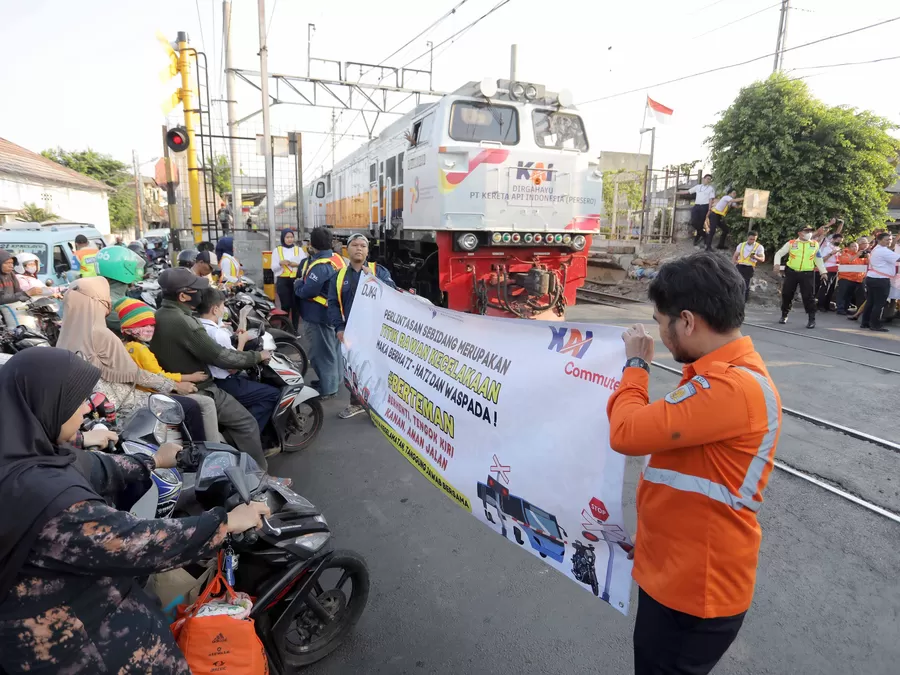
26, 296, 62, 346
0, 323, 52, 354
152, 393, 370, 670
571, 540, 600, 597
225, 292, 309, 376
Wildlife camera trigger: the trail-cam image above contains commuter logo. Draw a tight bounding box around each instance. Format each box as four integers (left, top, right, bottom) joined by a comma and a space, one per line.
547, 326, 592, 359
516, 161, 555, 184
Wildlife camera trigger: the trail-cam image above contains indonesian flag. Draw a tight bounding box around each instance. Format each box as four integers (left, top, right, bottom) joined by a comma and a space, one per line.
646, 96, 674, 124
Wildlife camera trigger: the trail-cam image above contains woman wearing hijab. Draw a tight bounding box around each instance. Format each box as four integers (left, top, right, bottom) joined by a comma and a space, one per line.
215, 236, 241, 284
272, 228, 307, 330
0, 249, 42, 328
0, 348, 270, 673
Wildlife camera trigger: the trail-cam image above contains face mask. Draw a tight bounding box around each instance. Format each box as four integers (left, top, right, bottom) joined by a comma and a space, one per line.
799, 233, 812, 241
24, 264, 38, 275
185, 290, 203, 309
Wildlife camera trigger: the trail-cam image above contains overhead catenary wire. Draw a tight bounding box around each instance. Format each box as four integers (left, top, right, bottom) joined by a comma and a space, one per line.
578, 14, 900, 105
789, 54, 900, 71
194, 0, 207, 52
691, 2, 782, 40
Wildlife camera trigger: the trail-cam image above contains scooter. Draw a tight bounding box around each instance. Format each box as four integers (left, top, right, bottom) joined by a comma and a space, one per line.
0, 323, 52, 354
571, 540, 600, 597
152, 393, 370, 670
224, 295, 309, 376
26, 297, 62, 346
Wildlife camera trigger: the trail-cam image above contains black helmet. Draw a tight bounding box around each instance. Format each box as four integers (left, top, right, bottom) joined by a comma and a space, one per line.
177, 249, 199, 267
127, 241, 146, 261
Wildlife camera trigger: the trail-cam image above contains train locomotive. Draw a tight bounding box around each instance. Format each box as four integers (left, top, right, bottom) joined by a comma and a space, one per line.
301, 78, 603, 319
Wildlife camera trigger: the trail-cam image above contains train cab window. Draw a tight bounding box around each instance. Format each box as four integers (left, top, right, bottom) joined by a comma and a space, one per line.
532, 110, 588, 152
397, 152, 404, 186
315, 182, 325, 198
449, 101, 518, 145
410, 113, 434, 146
369, 163, 377, 183
385, 156, 396, 186
325, 173, 332, 194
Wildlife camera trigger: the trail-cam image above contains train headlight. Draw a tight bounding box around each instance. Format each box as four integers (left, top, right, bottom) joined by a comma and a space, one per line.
534, 233, 543, 243
492, 232, 503, 243
563, 234, 572, 244
502, 233, 511, 243
457, 233, 479, 251
554, 234, 563, 243
524, 233, 533, 243
510, 82, 526, 100
524, 84, 538, 100
572, 235, 587, 251
512, 233, 521, 243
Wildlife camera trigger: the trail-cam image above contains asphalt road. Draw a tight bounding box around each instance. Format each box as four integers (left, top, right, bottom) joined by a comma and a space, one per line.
271, 304, 900, 674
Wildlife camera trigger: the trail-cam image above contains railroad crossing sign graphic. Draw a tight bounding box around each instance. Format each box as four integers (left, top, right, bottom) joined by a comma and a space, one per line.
490, 454, 511, 484
589, 497, 610, 522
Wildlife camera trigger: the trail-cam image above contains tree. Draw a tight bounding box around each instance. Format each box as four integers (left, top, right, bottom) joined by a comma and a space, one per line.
41, 147, 135, 232
602, 169, 643, 223
17, 202, 58, 222
707, 74, 900, 249
205, 154, 231, 198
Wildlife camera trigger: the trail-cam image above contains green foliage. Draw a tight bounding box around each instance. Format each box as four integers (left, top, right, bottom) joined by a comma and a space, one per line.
17, 202, 58, 222
41, 147, 136, 232
602, 169, 643, 219
664, 160, 701, 177
707, 74, 900, 249
205, 154, 231, 198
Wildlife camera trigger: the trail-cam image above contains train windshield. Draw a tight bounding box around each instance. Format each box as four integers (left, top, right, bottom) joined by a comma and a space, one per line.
532, 110, 589, 152
449, 101, 519, 145
525, 504, 562, 539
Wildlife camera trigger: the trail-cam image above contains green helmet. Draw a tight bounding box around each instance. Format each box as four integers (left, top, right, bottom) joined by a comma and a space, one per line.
96, 246, 145, 284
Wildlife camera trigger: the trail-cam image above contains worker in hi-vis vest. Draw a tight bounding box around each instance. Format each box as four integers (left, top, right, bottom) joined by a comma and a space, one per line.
73, 234, 99, 277
772, 225, 827, 328
732, 230, 765, 302
327, 233, 395, 420
272, 228, 307, 331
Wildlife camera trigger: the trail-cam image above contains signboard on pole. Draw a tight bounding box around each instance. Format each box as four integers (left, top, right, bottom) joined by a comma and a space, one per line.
342, 281, 635, 614
742, 189, 770, 219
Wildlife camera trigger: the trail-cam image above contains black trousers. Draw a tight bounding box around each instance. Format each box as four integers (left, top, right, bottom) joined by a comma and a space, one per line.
690, 204, 708, 245
736, 264, 754, 301
781, 267, 816, 317
276, 276, 300, 331
705, 212, 728, 251
817, 271, 838, 310
860, 277, 891, 329
835, 278, 861, 313
634, 588, 745, 675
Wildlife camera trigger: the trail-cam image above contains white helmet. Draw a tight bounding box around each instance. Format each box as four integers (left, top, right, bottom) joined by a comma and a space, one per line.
14, 252, 40, 274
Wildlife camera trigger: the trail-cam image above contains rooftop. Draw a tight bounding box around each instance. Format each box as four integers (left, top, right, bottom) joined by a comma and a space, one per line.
0, 137, 109, 193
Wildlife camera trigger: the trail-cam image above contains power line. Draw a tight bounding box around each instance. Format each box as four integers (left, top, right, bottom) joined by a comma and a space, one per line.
690, 0, 735, 15
194, 0, 207, 51
692, 2, 782, 40
578, 14, 900, 105
266, 0, 278, 40
789, 54, 900, 71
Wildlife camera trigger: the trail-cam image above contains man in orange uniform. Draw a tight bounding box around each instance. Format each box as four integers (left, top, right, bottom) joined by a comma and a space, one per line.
606, 252, 782, 675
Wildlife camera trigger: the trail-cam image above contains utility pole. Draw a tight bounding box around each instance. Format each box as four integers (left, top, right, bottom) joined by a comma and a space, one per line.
131, 150, 145, 240
307, 24, 315, 77
177, 31, 203, 243
772, 0, 790, 73
224, 0, 242, 233
161, 125, 179, 253
258, 0, 277, 250
510, 44, 518, 81
639, 127, 656, 239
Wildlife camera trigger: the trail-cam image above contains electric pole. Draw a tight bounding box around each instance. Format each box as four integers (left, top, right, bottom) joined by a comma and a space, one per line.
258, 0, 277, 250
176, 32, 203, 243
224, 0, 242, 233
772, 0, 790, 73
161, 125, 179, 253
132, 150, 145, 240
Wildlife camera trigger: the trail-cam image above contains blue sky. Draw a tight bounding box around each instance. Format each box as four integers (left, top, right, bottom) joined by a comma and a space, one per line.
0, 0, 896, 178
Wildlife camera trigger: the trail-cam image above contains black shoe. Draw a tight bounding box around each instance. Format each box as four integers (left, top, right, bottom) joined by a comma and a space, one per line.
870, 327, 889, 332
860, 324, 870, 329
778, 315, 788, 324
806, 317, 816, 329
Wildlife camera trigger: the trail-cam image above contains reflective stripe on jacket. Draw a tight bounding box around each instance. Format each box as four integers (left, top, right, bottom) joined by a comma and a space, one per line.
335, 262, 376, 320
300, 254, 345, 306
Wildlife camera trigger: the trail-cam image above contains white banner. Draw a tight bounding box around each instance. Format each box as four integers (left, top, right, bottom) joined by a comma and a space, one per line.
342, 279, 634, 614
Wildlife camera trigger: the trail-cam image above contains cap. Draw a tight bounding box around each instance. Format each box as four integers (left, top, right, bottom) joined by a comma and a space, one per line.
115, 297, 155, 329
799, 225, 814, 232
347, 233, 369, 244
196, 250, 219, 267
158, 267, 210, 293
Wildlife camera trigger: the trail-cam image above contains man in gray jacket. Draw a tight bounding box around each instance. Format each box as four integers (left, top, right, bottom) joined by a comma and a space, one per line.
150, 268, 273, 469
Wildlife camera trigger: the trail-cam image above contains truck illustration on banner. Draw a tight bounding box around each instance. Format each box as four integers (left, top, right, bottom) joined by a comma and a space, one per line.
476, 475, 568, 563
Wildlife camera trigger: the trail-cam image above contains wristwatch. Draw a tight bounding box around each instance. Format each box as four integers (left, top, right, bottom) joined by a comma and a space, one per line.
623, 357, 650, 373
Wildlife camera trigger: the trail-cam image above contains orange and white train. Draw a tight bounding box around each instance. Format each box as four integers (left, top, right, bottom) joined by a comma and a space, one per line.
300, 78, 603, 319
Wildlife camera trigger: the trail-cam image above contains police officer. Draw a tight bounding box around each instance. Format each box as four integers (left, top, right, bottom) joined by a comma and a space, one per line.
73, 234, 100, 277
772, 225, 828, 328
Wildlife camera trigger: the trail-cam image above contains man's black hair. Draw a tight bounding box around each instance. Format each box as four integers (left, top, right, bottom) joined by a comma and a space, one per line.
875, 232, 892, 243
703, 174, 712, 179
747, 230, 758, 237
310, 227, 332, 251
832, 232, 843, 239
648, 252, 745, 332
197, 241, 215, 253
74, 234, 88, 245
197, 287, 226, 315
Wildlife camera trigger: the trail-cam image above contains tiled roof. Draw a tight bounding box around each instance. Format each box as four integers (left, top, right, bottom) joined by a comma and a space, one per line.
0, 137, 109, 192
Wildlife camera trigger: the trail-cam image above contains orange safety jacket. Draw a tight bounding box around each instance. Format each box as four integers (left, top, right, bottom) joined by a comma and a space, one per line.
607, 336, 781, 618
836, 250, 866, 283
299, 254, 345, 306
74, 247, 99, 277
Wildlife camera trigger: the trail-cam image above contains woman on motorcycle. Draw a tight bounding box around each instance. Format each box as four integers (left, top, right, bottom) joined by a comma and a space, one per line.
56, 277, 207, 433
0, 348, 270, 674
0, 250, 41, 328
13, 252, 63, 296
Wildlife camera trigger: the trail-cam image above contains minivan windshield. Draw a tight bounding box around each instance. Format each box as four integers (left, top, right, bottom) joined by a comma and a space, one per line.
449, 101, 519, 145
0, 242, 48, 269
532, 110, 589, 152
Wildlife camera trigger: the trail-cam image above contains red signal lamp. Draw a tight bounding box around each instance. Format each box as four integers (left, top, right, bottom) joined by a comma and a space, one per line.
166, 127, 189, 152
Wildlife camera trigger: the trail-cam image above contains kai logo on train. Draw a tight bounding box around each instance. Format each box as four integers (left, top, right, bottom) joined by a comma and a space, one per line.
516, 161, 556, 184
547, 326, 593, 359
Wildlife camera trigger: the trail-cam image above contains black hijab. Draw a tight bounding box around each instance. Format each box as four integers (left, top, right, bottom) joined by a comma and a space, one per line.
280, 229, 296, 247
0, 348, 103, 600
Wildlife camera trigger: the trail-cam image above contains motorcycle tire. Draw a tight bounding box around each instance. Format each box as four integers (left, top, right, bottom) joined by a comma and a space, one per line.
591, 578, 599, 597
274, 337, 310, 377
282, 399, 324, 453
268, 314, 295, 335
280, 549, 370, 668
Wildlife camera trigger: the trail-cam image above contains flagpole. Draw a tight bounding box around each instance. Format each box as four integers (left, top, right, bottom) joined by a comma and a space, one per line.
638, 96, 647, 154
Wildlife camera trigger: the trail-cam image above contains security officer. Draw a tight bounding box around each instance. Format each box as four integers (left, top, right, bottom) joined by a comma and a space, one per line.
273, 228, 306, 331
295, 227, 346, 398
732, 230, 765, 301
73, 234, 100, 277
327, 233, 395, 419
772, 225, 827, 328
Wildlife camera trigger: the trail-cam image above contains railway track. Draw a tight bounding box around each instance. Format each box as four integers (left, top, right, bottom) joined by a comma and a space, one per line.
576, 287, 643, 306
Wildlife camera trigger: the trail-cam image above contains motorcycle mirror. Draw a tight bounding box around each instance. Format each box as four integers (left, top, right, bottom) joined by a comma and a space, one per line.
148, 394, 185, 425
224, 465, 252, 504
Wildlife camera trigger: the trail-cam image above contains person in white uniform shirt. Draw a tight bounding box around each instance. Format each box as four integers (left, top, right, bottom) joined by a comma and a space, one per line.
272, 228, 307, 330
683, 174, 716, 247
706, 188, 743, 252
732, 231, 765, 301
860, 232, 900, 332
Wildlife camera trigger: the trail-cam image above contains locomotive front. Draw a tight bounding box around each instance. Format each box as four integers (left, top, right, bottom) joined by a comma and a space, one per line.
403, 79, 602, 320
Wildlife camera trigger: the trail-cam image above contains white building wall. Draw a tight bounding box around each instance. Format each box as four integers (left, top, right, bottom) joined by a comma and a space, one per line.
0, 176, 111, 234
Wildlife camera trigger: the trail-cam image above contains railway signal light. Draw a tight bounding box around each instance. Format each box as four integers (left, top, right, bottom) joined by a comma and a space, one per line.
166, 127, 189, 152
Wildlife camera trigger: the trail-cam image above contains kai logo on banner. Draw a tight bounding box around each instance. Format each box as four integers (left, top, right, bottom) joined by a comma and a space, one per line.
547, 326, 593, 359
516, 161, 555, 183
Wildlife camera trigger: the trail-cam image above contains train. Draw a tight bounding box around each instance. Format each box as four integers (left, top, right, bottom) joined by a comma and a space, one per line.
290, 78, 603, 319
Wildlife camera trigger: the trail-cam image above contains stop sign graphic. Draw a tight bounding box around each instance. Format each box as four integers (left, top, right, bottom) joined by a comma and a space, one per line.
589, 498, 609, 522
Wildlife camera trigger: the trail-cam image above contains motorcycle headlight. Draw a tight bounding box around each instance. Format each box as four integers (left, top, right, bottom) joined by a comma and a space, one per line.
293, 532, 331, 552
153, 420, 167, 445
